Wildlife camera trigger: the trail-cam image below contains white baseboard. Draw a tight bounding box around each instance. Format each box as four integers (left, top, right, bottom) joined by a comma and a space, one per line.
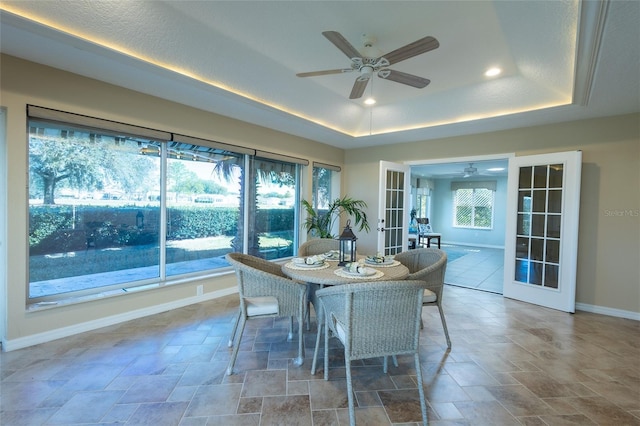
575, 302, 640, 321
2, 287, 238, 352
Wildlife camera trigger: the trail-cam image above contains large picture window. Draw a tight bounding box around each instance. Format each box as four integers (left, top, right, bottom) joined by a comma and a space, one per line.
312, 164, 336, 210
452, 181, 496, 229
27, 107, 303, 302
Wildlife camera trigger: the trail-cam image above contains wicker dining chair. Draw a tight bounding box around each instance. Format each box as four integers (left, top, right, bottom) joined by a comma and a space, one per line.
394, 248, 450, 348
313, 280, 429, 426
297, 238, 340, 330
297, 238, 340, 257
225, 252, 307, 375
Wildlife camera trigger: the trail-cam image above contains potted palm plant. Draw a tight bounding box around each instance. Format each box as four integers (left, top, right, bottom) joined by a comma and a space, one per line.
301, 196, 370, 238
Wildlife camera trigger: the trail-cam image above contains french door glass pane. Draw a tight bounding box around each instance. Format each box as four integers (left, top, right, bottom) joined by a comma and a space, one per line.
513, 163, 565, 288
385, 169, 405, 255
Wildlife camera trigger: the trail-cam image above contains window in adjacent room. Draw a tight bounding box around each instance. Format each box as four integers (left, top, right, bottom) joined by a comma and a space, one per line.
452, 181, 496, 229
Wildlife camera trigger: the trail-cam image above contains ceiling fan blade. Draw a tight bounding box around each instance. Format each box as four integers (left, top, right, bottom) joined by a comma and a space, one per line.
322, 31, 362, 59
378, 69, 430, 88
349, 77, 369, 99
296, 69, 353, 78
379, 36, 439, 65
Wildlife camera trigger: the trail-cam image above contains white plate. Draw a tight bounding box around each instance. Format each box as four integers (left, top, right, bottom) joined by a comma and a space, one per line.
323, 251, 340, 260
342, 267, 376, 277
365, 258, 394, 266
296, 262, 325, 268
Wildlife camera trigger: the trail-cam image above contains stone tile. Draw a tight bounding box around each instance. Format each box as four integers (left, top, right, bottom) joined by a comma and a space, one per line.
3, 285, 640, 426
431, 401, 464, 420
0, 408, 59, 426
355, 390, 382, 407
126, 401, 189, 425
424, 374, 472, 402
119, 375, 181, 404
260, 395, 311, 426
242, 369, 287, 397
378, 388, 428, 423
46, 390, 124, 424
509, 370, 577, 398
484, 384, 551, 417
336, 405, 391, 425
538, 413, 598, 425
184, 383, 243, 417
312, 409, 339, 426
287, 380, 309, 395
309, 378, 349, 410
203, 413, 260, 425
565, 396, 640, 425
454, 400, 520, 425
237, 396, 263, 414
581, 379, 640, 410
445, 362, 501, 387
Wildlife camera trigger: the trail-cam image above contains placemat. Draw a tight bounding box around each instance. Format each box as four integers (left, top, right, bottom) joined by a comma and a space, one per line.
363, 260, 401, 268
333, 268, 384, 280
284, 262, 331, 271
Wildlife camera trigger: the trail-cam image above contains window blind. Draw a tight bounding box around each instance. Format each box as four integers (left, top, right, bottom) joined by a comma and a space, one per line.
451, 181, 497, 191
172, 134, 255, 156
312, 161, 341, 172
255, 150, 309, 166
27, 105, 171, 141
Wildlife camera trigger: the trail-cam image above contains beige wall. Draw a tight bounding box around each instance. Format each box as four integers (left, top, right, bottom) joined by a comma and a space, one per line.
0, 55, 343, 346
1, 53, 638, 349
343, 114, 640, 315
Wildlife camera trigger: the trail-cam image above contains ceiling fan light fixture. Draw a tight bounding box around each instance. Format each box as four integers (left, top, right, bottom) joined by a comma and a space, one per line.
485, 67, 502, 77
364, 97, 376, 105
360, 65, 374, 77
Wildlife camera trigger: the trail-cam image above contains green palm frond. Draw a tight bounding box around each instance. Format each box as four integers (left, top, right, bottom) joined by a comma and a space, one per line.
301, 196, 370, 238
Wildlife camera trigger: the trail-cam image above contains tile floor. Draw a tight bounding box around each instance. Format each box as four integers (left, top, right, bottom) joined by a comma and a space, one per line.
444, 245, 505, 294
1, 285, 639, 425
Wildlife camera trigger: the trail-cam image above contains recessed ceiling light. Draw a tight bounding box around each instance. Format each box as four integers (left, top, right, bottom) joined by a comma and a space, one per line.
364, 98, 376, 105
487, 167, 505, 171
485, 67, 502, 77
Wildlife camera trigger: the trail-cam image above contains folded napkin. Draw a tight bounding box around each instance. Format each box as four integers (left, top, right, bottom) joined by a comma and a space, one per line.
293, 255, 324, 265
346, 262, 370, 274
366, 254, 393, 263
323, 250, 340, 260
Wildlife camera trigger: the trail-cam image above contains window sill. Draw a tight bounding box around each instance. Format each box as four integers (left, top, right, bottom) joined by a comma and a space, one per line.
27, 269, 234, 312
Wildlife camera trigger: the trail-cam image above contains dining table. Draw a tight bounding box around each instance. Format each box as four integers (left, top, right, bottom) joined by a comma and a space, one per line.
281, 255, 410, 286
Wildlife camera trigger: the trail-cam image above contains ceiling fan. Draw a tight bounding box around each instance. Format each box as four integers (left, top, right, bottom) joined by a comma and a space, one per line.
296, 31, 439, 99
462, 163, 479, 178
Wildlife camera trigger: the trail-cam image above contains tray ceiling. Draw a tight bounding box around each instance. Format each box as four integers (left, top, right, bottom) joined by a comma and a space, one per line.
1, 1, 638, 149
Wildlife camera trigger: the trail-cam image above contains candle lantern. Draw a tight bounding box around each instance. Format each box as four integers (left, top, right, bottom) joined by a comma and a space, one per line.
338, 219, 357, 266
136, 211, 144, 229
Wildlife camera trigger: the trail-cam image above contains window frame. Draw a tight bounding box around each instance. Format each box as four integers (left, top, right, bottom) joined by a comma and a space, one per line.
26, 106, 307, 304
452, 186, 495, 230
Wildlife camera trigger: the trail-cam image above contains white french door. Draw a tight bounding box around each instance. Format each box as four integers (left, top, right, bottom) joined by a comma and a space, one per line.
503, 151, 582, 312
377, 161, 411, 255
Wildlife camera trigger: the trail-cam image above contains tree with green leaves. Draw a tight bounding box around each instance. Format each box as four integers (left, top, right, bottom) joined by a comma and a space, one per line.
29, 131, 156, 204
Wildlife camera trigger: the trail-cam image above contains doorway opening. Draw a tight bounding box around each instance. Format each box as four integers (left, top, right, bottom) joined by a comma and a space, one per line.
407, 154, 512, 294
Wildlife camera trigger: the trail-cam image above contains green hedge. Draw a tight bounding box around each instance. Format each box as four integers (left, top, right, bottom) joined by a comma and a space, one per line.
29, 205, 294, 255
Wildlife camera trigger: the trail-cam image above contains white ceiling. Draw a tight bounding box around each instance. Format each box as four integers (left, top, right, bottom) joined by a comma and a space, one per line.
0, 1, 638, 152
